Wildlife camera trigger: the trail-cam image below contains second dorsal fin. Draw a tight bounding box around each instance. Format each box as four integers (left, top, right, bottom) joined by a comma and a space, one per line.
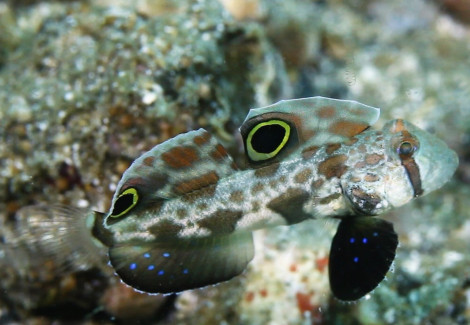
240, 97, 380, 166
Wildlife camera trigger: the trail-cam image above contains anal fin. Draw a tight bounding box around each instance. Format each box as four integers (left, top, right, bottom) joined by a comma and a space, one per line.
328, 217, 398, 301
109, 232, 254, 294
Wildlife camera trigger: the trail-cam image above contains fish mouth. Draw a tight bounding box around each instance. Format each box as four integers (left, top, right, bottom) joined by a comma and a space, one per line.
414, 133, 459, 195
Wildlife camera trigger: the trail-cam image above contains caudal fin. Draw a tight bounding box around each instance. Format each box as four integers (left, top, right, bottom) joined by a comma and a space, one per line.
1, 205, 107, 275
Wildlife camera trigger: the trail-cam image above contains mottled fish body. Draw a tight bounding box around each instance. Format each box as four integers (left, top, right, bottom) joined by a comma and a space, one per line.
5, 97, 458, 301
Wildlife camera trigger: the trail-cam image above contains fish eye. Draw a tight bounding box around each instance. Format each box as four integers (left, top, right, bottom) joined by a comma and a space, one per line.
246, 119, 291, 161
397, 141, 416, 158
111, 187, 139, 217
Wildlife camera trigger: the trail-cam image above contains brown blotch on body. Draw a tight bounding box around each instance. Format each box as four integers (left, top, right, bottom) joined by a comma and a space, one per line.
317, 106, 336, 118
357, 144, 367, 153
148, 219, 184, 238
161, 146, 199, 169
365, 154, 384, 165
267, 188, 311, 224
197, 209, 243, 234
254, 162, 280, 178
294, 168, 313, 184
318, 155, 348, 179
193, 131, 212, 146
326, 143, 342, 155
319, 193, 341, 204
311, 179, 324, 189
269, 179, 278, 188
251, 183, 265, 195
301, 146, 320, 160
210, 144, 229, 161
174, 171, 219, 195
329, 121, 369, 137
197, 202, 208, 211
364, 174, 379, 182
181, 185, 217, 203
142, 156, 155, 167
350, 176, 361, 183
350, 108, 370, 116
354, 161, 366, 169
229, 190, 245, 203
176, 208, 188, 219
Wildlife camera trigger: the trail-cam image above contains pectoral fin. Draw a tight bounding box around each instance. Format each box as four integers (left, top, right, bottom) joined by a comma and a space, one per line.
109, 232, 254, 294
328, 217, 398, 301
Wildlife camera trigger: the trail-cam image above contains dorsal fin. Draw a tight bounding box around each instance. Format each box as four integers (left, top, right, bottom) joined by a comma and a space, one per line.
109, 129, 237, 216
239, 97, 380, 166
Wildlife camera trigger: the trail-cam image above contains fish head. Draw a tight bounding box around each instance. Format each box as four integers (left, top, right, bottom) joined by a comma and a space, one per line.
382, 119, 458, 205
342, 119, 458, 215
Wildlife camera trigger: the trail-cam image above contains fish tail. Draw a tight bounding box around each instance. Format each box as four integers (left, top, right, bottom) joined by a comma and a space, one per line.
1, 205, 108, 276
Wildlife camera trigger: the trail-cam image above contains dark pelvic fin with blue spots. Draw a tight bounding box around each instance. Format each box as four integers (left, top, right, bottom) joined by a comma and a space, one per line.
108, 231, 254, 294
328, 217, 398, 301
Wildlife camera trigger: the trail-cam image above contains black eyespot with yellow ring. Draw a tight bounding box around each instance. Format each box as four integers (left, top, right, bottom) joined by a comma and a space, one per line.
246, 119, 291, 162
110, 187, 139, 218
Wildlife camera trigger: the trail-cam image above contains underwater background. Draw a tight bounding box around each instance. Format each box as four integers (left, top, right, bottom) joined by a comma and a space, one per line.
0, 0, 469, 323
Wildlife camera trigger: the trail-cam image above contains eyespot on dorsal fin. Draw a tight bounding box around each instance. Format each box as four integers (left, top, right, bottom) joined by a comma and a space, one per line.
328, 216, 398, 301
108, 232, 254, 294
107, 129, 238, 220
240, 97, 380, 166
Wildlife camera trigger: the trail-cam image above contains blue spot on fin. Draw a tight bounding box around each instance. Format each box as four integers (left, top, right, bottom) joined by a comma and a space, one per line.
108, 231, 254, 294
328, 217, 398, 301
